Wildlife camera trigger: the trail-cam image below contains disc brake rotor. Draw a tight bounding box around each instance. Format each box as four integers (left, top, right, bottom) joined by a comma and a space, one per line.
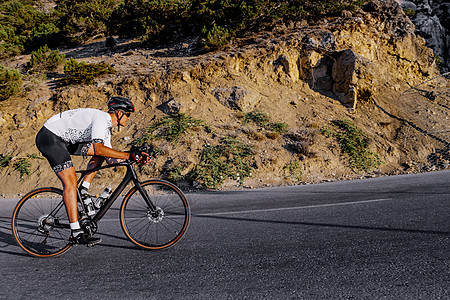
147, 207, 164, 223
37, 214, 55, 233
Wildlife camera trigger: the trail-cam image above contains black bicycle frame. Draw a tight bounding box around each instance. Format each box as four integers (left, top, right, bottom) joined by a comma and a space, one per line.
76, 161, 156, 223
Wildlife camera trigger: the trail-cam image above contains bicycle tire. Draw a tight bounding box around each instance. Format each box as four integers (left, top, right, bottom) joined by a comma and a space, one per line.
11, 187, 72, 257
120, 179, 190, 250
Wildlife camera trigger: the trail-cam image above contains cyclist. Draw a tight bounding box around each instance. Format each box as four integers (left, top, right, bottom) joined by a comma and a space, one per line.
35, 96, 150, 246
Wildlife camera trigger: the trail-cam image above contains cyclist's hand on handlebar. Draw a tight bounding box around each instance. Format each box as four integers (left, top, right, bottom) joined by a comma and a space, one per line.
129, 150, 152, 164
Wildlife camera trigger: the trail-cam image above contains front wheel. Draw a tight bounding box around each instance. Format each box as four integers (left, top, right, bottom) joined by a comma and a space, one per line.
11, 187, 72, 257
120, 179, 190, 250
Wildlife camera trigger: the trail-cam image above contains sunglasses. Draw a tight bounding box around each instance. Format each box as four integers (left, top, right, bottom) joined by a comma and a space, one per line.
123, 111, 131, 117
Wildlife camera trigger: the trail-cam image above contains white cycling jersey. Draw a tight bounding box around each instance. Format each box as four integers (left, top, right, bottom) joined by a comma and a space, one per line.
44, 108, 112, 148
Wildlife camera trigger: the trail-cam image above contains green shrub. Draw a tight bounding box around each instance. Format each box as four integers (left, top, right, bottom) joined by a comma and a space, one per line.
135, 113, 204, 145
0, 43, 23, 60
26, 22, 60, 50
0, 154, 12, 168
202, 24, 231, 51
403, 8, 416, 17
167, 165, 184, 182
12, 154, 42, 181
244, 111, 271, 128
0, 0, 368, 56
0, 1, 57, 55
27, 45, 65, 74
111, 0, 190, 44
55, 0, 121, 43
283, 160, 302, 183
270, 122, 288, 134
14, 157, 32, 181
0, 153, 42, 181
0, 154, 44, 181
243, 111, 288, 134
328, 119, 382, 171
61, 58, 115, 85
0, 24, 23, 58
191, 0, 366, 50
193, 137, 254, 189
0, 65, 22, 101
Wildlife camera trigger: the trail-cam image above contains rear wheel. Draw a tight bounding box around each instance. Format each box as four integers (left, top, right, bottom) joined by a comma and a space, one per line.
11, 188, 72, 257
120, 179, 190, 250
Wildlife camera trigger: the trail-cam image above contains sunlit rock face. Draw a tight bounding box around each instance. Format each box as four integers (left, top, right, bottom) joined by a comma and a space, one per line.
397, 0, 450, 72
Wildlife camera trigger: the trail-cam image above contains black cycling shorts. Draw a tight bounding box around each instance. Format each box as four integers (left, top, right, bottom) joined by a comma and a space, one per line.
36, 126, 91, 173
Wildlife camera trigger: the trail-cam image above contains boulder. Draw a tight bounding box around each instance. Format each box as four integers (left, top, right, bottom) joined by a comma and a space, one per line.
158, 99, 182, 115
213, 86, 261, 111
332, 49, 378, 109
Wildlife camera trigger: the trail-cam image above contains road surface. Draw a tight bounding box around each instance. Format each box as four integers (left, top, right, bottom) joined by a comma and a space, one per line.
0, 170, 449, 299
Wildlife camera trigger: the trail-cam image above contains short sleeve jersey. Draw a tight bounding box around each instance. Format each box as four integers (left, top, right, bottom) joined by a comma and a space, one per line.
44, 108, 112, 148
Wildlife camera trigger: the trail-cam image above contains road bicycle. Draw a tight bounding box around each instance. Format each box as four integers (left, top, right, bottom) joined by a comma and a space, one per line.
11, 146, 190, 258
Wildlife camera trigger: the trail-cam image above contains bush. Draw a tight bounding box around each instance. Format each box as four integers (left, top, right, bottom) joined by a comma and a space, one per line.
283, 160, 302, 183
328, 119, 382, 171
0, 153, 43, 181
0, 66, 22, 101
26, 45, 65, 74
0, 43, 23, 60
135, 113, 204, 145
61, 58, 115, 85
0, 24, 23, 58
1, 0, 368, 56
55, 0, 121, 43
14, 157, 32, 181
0, 1, 57, 55
190, 0, 366, 50
243, 111, 288, 134
201, 24, 231, 51
0, 154, 12, 168
286, 128, 319, 156
110, 0, 190, 44
193, 137, 254, 189
26, 23, 60, 50
167, 165, 184, 182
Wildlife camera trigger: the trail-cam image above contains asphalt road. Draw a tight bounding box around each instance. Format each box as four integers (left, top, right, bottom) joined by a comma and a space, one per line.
0, 170, 449, 300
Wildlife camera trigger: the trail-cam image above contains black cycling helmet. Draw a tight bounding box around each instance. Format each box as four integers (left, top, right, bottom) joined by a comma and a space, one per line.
107, 96, 135, 113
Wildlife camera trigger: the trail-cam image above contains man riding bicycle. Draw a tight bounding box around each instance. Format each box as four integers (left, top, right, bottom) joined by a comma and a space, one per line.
35, 96, 150, 246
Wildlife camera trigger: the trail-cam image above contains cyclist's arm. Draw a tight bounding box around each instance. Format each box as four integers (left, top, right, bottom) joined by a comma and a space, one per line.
86, 143, 130, 160
82, 144, 130, 184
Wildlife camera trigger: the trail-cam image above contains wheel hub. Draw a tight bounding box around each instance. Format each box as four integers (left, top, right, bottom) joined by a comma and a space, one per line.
147, 207, 164, 223
37, 214, 55, 233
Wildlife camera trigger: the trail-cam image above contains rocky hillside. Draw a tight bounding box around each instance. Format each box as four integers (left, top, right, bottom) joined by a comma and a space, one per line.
397, 0, 450, 72
0, 0, 448, 197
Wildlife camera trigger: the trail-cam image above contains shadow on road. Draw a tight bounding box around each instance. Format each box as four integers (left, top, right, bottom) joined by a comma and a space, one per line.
0, 217, 31, 257
194, 214, 450, 236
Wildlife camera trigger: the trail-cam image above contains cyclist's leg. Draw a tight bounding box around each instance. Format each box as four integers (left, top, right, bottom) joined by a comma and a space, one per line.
82, 156, 105, 184
36, 127, 77, 223
36, 128, 101, 245
56, 167, 78, 224
55, 167, 101, 246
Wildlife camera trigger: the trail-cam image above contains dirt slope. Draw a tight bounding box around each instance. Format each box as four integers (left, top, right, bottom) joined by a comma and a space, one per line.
0, 0, 448, 197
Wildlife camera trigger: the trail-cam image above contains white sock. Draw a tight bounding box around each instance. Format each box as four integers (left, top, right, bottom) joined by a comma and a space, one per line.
81, 181, 91, 190
70, 222, 81, 231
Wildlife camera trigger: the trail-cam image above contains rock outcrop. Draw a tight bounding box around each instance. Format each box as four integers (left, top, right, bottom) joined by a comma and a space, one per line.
397, 0, 450, 71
